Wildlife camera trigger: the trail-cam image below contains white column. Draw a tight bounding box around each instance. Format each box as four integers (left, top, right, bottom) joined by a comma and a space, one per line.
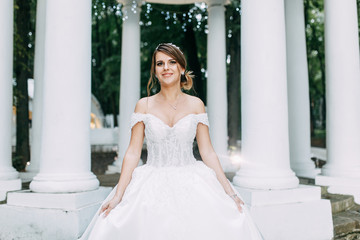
316, 0, 360, 202
285, 0, 318, 178
25, 0, 46, 178
231, 2, 333, 239
107, 0, 141, 173
30, 0, 99, 192
233, 0, 298, 189
0, 0, 21, 200
206, 0, 234, 172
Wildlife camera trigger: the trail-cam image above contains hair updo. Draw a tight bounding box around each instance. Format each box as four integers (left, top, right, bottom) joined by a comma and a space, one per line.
147, 43, 194, 96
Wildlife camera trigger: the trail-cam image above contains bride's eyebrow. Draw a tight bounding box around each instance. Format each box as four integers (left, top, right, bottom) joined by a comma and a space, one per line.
156, 59, 176, 63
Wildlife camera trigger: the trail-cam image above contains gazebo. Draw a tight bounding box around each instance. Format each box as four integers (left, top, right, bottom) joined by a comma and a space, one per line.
0, 0, 359, 239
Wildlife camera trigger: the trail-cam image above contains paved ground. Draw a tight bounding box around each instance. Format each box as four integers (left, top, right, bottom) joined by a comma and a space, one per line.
91, 151, 117, 175
21, 149, 360, 239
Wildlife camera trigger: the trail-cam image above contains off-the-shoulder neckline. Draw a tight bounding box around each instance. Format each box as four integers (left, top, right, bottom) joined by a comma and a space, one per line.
132, 112, 207, 128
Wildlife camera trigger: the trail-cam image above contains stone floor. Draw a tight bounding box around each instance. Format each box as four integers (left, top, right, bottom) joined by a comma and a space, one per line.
92, 151, 360, 240
19, 151, 360, 240
299, 178, 360, 240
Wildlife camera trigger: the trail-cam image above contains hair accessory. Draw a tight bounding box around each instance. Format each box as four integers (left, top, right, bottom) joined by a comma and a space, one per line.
181, 72, 187, 83
156, 43, 184, 55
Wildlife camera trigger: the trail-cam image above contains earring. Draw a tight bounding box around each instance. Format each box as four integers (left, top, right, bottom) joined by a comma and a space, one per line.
181, 72, 186, 83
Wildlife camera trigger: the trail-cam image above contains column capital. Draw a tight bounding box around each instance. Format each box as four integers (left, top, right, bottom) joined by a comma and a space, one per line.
206, 0, 229, 8
120, 0, 142, 20
118, 0, 142, 7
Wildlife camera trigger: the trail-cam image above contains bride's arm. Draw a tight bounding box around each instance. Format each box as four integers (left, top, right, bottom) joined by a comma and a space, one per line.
194, 101, 244, 212
101, 101, 146, 217
115, 121, 145, 198
196, 124, 244, 212
196, 124, 233, 195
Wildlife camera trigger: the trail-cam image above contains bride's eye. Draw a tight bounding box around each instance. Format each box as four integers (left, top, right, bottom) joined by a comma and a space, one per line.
156, 62, 164, 66
169, 60, 177, 65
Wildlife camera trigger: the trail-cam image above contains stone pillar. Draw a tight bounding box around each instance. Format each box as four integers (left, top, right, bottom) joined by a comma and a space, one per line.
107, 0, 141, 173
0, 0, 21, 201
30, 0, 99, 193
206, 0, 234, 172
285, 0, 318, 178
25, 0, 46, 180
316, 0, 360, 203
232, 2, 333, 239
0, 1, 112, 238
233, 0, 298, 190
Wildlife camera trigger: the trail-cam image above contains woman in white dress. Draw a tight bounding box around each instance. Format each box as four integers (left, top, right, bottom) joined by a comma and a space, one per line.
80, 43, 263, 240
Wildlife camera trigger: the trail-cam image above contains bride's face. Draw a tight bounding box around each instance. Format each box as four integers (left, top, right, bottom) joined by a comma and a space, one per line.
155, 52, 184, 87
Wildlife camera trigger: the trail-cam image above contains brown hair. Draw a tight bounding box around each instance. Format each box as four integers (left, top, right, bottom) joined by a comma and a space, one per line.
147, 43, 194, 96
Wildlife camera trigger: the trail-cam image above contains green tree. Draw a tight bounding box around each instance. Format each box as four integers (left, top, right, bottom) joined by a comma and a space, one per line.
304, 0, 326, 139
91, 0, 122, 126
13, 0, 36, 171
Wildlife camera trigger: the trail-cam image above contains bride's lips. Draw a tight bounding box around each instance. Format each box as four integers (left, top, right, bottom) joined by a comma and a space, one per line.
162, 73, 173, 77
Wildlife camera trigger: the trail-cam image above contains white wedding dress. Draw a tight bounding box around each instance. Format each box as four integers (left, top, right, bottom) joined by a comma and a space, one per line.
80, 113, 264, 240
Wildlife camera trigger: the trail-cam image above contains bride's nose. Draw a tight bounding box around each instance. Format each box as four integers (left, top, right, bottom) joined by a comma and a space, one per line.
163, 62, 169, 70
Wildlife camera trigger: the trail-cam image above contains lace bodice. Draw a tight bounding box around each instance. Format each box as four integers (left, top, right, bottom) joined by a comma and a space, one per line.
130, 113, 209, 167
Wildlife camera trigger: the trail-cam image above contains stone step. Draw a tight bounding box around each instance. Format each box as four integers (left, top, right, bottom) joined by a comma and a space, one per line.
298, 177, 315, 185
319, 187, 360, 239
334, 232, 360, 240
97, 173, 119, 187
321, 185, 328, 195
323, 193, 355, 214
333, 208, 360, 239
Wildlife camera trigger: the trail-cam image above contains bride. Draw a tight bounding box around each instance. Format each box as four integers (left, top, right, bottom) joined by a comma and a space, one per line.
80, 43, 263, 240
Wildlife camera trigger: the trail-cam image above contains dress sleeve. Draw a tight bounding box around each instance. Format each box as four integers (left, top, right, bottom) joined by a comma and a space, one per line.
197, 113, 209, 127
130, 112, 146, 130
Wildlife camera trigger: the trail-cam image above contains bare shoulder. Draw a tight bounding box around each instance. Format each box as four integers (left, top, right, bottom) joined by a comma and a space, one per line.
134, 97, 149, 113
184, 94, 206, 114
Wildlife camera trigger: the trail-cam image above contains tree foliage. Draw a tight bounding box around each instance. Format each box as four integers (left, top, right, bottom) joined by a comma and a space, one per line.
304, 0, 326, 137
92, 0, 122, 126
89, 0, 336, 143
13, 0, 36, 171
13, 0, 359, 165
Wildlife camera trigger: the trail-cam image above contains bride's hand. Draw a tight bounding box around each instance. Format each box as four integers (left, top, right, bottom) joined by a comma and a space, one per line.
229, 194, 244, 213
100, 196, 122, 217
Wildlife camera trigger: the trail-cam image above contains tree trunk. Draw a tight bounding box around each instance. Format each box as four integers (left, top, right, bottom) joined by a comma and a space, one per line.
318, 55, 326, 131
227, 28, 241, 147
112, 92, 118, 127
182, 20, 205, 102
14, 0, 32, 171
